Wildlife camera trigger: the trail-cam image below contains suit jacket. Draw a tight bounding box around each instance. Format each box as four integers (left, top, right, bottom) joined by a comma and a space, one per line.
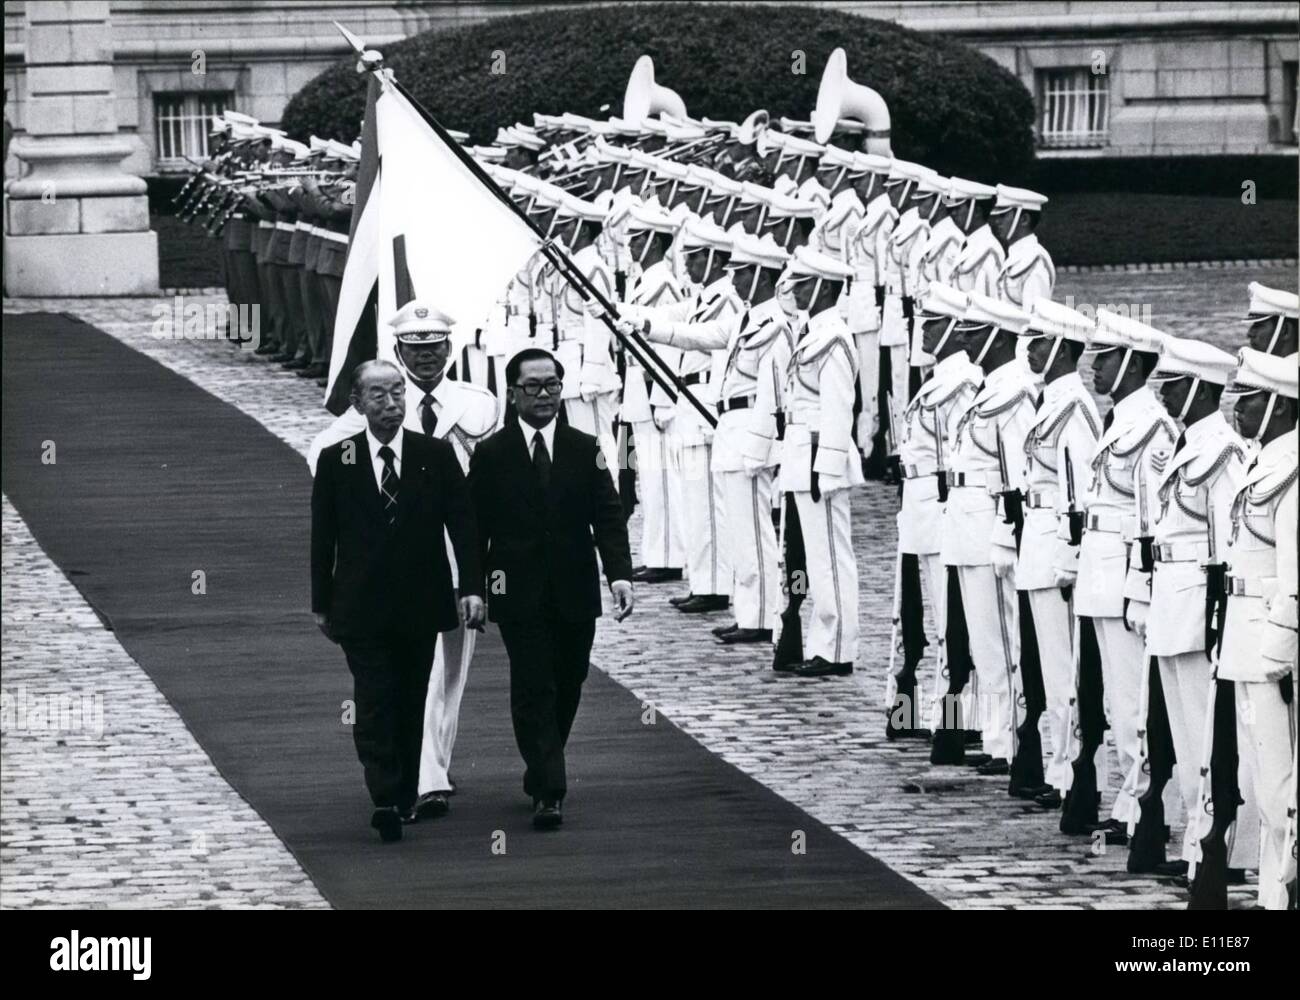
469, 422, 633, 624
311, 429, 483, 638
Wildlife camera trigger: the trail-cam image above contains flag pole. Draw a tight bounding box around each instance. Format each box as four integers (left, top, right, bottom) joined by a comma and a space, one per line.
334, 23, 717, 429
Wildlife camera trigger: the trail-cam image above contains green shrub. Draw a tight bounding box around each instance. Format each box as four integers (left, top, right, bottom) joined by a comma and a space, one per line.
281, 2, 1036, 182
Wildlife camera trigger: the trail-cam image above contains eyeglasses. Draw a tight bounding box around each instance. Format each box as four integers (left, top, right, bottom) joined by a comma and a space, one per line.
515, 378, 563, 397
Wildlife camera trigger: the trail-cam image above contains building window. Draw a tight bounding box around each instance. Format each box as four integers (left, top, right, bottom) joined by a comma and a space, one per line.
1283, 61, 1298, 144
154, 93, 230, 170
1037, 68, 1109, 149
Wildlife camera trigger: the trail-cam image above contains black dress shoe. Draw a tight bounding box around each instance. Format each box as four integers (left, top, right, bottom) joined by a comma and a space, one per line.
669, 592, 696, 607
1034, 789, 1063, 809
792, 656, 853, 677
254, 341, 280, 356
963, 730, 983, 746
282, 357, 311, 370
964, 753, 993, 768
270, 351, 296, 364
711, 622, 739, 637
719, 627, 773, 645
298, 362, 328, 378
1087, 819, 1129, 846
315, 376, 330, 388
676, 594, 730, 613
975, 758, 1010, 776
533, 799, 563, 831
633, 567, 683, 584
370, 807, 403, 843
415, 791, 450, 819
1011, 783, 1054, 800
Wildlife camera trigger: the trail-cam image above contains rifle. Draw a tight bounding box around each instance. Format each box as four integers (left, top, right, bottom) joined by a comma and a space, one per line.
885, 553, 929, 739
772, 489, 806, 672
1060, 614, 1105, 835
1128, 656, 1176, 872
930, 565, 974, 765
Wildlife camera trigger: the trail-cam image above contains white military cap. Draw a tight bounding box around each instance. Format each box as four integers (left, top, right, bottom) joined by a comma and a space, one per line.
961, 290, 1031, 334
254, 125, 287, 139
471, 145, 507, 162
679, 216, 732, 252
726, 232, 790, 270
533, 113, 564, 130
494, 126, 521, 147
946, 176, 997, 203
764, 190, 819, 219
788, 246, 855, 281
390, 300, 454, 343
223, 110, 258, 127
1026, 299, 1095, 343
914, 168, 948, 196
1085, 310, 1166, 355
646, 155, 688, 180
853, 152, 893, 175
738, 181, 774, 206
281, 138, 311, 159
664, 119, 707, 142
918, 283, 970, 322
446, 128, 471, 144
229, 123, 262, 142
1150, 337, 1238, 387
992, 184, 1048, 213
211, 115, 232, 133
819, 145, 860, 170
555, 192, 605, 222
640, 117, 669, 136
626, 201, 679, 235
593, 138, 631, 164
309, 135, 331, 153
1244, 281, 1300, 321
605, 116, 643, 137
779, 133, 826, 159
349, 139, 362, 158
885, 159, 926, 184
1225, 347, 1299, 399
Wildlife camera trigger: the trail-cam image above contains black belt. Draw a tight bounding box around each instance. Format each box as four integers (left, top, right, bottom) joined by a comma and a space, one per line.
681, 371, 708, 387
717, 394, 755, 414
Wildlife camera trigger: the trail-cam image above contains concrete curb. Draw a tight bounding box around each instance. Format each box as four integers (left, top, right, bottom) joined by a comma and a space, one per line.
1059, 258, 1297, 274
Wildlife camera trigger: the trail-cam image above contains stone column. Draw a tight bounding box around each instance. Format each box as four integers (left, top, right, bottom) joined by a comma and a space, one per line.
4, 1, 159, 296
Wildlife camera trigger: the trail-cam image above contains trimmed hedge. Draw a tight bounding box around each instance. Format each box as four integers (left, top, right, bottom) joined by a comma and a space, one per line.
281, 2, 1037, 182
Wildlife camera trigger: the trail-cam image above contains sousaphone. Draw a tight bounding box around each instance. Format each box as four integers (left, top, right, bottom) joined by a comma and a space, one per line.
622, 55, 688, 127
811, 47, 891, 153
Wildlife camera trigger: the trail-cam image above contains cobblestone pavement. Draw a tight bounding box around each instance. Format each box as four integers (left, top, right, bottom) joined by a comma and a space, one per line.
7, 266, 1287, 909
0, 496, 328, 909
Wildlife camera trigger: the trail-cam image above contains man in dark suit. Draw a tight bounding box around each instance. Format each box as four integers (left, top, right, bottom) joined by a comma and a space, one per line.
312, 359, 485, 842
469, 348, 634, 830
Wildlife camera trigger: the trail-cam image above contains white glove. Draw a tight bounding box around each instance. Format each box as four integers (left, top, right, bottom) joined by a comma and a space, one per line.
1052, 567, 1077, 590
1125, 599, 1149, 639
991, 543, 1017, 580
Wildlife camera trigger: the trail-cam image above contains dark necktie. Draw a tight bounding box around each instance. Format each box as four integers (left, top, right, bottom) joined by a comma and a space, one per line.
420, 394, 438, 436
1103, 409, 1115, 432
532, 430, 551, 492
1173, 431, 1187, 457
377, 445, 399, 524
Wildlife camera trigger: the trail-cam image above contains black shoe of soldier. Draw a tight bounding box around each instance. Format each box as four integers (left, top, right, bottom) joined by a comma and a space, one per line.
1034, 788, 1063, 810
1011, 783, 1053, 800
414, 791, 449, 819
964, 753, 993, 768
975, 758, 1010, 776
676, 594, 730, 614
633, 567, 683, 584
792, 656, 853, 678
712, 622, 740, 638
719, 628, 772, 645
371, 807, 402, 842
669, 592, 696, 607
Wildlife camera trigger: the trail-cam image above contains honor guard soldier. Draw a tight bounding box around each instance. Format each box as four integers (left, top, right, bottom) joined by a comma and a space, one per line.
627, 216, 738, 613
885, 162, 937, 404
778, 247, 864, 677
941, 292, 1037, 773
1243, 281, 1299, 357
308, 301, 497, 818
619, 201, 687, 584
897, 284, 982, 738
806, 145, 865, 261
949, 181, 1005, 299
990, 185, 1054, 311
1219, 348, 1298, 910
1133, 335, 1254, 874
1065, 312, 1174, 835
628, 232, 793, 643
1014, 300, 1101, 802
918, 178, 972, 291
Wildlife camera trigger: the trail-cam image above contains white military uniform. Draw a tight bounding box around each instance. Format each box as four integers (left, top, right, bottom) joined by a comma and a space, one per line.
621, 256, 686, 570
780, 266, 864, 666
942, 306, 1037, 763
845, 185, 897, 453
950, 224, 1005, 300
306, 353, 498, 798
554, 241, 621, 465
1218, 349, 1298, 909
1072, 315, 1177, 823
648, 288, 793, 632
886, 202, 929, 401
897, 290, 981, 728
1015, 304, 1101, 792
998, 233, 1055, 313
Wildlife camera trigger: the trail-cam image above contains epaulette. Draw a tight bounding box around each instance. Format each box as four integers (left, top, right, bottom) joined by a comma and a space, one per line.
1034, 397, 1100, 445
921, 377, 980, 412
1109, 416, 1177, 458
797, 332, 856, 370
1181, 442, 1246, 488
976, 387, 1035, 419
954, 247, 999, 276
1005, 250, 1051, 281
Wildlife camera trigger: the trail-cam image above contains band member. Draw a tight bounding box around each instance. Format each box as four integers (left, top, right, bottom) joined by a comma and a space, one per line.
1013, 299, 1100, 802
1066, 312, 1175, 836
1219, 347, 1298, 910
942, 292, 1037, 774
779, 247, 864, 677
308, 302, 498, 819
1243, 281, 1299, 357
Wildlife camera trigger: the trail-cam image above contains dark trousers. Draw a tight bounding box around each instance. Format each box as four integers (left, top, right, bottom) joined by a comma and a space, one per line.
497, 614, 596, 800
340, 632, 438, 810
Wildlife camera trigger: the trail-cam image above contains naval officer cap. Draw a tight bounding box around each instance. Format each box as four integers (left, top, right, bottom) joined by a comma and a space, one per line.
1244, 281, 1299, 322
1150, 337, 1238, 387
471, 145, 507, 163
945, 177, 997, 204
764, 189, 820, 220
918, 283, 970, 322
913, 168, 949, 196
726, 232, 790, 270
1085, 310, 1166, 356
555, 192, 605, 222
626, 201, 679, 235
787, 246, 855, 282
679, 216, 732, 253
1224, 347, 1299, 399
819, 145, 862, 171
223, 110, 258, 127
885, 159, 926, 186
959, 290, 1031, 334
852, 152, 894, 175
390, 301, 455, 344
992, 184, 1048, 214
1025, 299, 1095, 343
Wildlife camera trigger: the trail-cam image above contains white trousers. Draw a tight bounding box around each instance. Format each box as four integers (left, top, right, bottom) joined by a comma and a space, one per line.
1236, 679, 1296, 909
418, 623, 470, 795
887, 344, 909, 417
632, 419, 685, 569
956, 565, 1022, 761
681, 442, 731, 596
721, 468, 779, 630
854, 330, 880, 455
917, 553, 980, 733
566, 391, 621, 490
1093, 616, 1144, 823
1028, 588, 1075, 792
794, 488, 858, 665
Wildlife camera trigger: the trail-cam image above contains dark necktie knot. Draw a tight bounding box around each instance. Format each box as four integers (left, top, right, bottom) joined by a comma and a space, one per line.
378, 445, 395, 464
532, 430, 552, 492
